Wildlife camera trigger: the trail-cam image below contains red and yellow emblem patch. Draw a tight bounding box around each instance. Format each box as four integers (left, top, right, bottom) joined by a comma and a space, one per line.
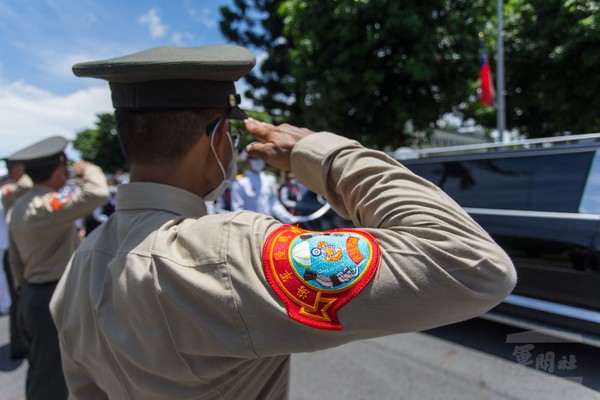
262, 225, 380, 330
49, 193, 72, 211
2, 185, 15, 197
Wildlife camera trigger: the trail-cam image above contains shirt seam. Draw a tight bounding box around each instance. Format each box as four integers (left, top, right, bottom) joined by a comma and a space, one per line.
222, 215, 260, 357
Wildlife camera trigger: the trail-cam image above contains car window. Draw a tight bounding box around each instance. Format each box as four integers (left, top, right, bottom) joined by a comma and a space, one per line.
580, 150, 600, 215
408, 152, 593, 213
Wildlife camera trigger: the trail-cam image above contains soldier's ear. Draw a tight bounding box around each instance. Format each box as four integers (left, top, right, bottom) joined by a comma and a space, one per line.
213, 118, 230, 145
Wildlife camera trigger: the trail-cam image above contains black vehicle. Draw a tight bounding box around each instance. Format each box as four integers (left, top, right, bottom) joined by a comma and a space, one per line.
393, 133, 600, 343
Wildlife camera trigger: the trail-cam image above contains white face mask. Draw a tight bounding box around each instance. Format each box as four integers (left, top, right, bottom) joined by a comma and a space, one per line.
249, 158, 266, 172
204, 119, 237, 202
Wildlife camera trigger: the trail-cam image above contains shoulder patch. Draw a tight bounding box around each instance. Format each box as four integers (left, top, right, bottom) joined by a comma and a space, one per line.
2, 184, 15, 197
262, 225, 380, 330
49, 193, 73, 211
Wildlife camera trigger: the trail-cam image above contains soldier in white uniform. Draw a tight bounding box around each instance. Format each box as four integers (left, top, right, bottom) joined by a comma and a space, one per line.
50, 45, 516, 400
231, 153, 296, 223
7, 137, 108, 400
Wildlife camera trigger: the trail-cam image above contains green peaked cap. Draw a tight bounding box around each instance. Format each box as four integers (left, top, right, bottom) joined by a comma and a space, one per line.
5, 136, 68, 169
72, 45, 256, 119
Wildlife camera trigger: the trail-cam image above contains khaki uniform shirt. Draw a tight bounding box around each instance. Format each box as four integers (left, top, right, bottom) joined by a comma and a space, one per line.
50, 133, 516, 400
8, 165, 108, 289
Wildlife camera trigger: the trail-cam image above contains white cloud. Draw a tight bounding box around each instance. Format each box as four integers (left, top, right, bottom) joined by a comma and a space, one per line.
39, 41, 139, 83
183, 0, 198, 18
171, 32, 195, 46
139, 8, 167, 38
139, 8, 194, 46
0, 80, 113, 158
201, 8, 217, 28
183, 1, 217, 29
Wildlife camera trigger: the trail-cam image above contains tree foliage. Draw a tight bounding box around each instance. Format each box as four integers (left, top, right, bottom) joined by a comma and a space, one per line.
282, 0, 496, 147
499, 0, 600, 137
220, 0, 302, 124
222, 0, 491, 147
220, 0, 600, 144
72, 113, 126, 173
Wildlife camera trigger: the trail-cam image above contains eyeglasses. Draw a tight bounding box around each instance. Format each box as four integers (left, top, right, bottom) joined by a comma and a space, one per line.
207, 116, 242, 150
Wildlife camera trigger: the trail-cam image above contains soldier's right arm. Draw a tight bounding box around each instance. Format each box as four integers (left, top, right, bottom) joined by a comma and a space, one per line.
34, 164, 109, 231
236, 119, 517, 353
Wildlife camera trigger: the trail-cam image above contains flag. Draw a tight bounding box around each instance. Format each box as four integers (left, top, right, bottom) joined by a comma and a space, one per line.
479, 46, 495, 107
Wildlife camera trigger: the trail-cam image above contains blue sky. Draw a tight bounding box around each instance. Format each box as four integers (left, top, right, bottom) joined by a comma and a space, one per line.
0, 0, 245, 173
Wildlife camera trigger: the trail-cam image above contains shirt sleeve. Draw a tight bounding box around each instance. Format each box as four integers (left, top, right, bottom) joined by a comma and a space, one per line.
293, 133, 516, 323
269, 198, 296, 224
1, 174, 33, 211
229, 132, 516, 356
8, 229, 25, 290
38, 165, 109, 230
279, 186, 294, 209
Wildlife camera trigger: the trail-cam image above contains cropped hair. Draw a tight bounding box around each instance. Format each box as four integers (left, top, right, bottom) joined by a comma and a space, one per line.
26, 158, 65, 183
115, 108, 225, 164
5, 160, 22, 171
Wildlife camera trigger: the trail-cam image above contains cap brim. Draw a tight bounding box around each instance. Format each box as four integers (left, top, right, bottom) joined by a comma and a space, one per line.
230, 106, 248, 120
6, 136, 68, 163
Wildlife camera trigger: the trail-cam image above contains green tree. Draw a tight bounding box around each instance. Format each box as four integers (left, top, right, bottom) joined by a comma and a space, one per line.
72, 113, 126, 173
220, 0, 301, 124
499, 0, 600, 137
221, 0, 600, 144
284, 0, 493, 147
222, 0, 491, 148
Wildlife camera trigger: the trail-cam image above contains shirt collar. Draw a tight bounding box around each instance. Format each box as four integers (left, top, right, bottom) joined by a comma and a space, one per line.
31, 184, 55, 195
116, 182, 207, 217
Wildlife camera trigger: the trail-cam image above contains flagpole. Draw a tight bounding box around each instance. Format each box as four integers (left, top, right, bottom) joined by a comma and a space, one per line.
496, 0, 506, 140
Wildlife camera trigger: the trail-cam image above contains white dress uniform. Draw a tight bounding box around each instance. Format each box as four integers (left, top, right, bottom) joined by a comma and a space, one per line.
231, 169, 296, 224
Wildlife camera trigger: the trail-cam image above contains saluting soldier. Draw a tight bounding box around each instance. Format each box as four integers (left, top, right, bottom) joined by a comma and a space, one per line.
50, 45, 516, 399
1, 160, 33, 212
7, 137, 108, 400
0, 158, 32, 360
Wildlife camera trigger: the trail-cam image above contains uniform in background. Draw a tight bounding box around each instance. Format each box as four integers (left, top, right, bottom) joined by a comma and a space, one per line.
0, 201, 11, 315
278, 171, 304, 215
231, 154, 297, 224
1, 160, 33, 360
7, 137, 108, 400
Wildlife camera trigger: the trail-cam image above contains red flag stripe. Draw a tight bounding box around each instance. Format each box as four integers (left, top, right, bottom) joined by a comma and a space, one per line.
480, 52, 495, 107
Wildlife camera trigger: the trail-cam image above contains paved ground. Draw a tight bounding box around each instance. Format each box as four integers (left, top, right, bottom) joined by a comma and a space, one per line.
0, 314, 27, 400
289, 333, 600, 399
1, 314, 599, 399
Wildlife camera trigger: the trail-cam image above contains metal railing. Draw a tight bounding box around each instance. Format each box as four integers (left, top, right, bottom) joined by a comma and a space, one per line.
391, 132, 600, 160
